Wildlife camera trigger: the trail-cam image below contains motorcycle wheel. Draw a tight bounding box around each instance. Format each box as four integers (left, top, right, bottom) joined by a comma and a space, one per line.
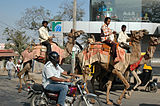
78, 95, 101, 106
30, 94, 48, 106
149, 85, 158, 93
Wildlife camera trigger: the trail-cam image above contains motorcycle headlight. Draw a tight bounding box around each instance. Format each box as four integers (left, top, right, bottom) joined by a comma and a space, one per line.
81, 83, 86, 89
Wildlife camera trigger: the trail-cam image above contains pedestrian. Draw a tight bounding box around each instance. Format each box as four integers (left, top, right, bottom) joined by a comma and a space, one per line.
38, 21, 55, 55
14, 60, 22, 78
6, 58, 16, 80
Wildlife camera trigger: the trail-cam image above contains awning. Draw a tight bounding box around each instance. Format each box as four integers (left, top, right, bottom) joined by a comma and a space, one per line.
0, 53, 18, 57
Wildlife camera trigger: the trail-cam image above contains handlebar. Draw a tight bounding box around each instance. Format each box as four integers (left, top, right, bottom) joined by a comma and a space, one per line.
26, 80, 35, 84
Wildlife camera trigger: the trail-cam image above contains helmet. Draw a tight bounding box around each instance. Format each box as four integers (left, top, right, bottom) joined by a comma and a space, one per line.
48, 51, 60, 64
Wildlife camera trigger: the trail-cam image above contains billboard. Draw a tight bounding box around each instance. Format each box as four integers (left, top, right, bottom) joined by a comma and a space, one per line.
52, 21, 62, 33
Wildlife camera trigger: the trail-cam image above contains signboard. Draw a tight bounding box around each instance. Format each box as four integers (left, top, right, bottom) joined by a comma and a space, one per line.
52, 21, 62, 33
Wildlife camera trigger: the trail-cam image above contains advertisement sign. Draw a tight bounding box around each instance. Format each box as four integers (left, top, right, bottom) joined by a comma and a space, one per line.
52, 21, 62, 33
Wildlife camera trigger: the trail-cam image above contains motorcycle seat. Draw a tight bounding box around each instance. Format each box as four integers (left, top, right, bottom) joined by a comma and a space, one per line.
32, 84, 44, 91
44, 89, 60, 94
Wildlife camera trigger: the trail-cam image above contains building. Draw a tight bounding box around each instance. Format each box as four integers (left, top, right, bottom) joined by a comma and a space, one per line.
90, 0, 160, 23
0, 49, 18, 70
89, 0, 160, 66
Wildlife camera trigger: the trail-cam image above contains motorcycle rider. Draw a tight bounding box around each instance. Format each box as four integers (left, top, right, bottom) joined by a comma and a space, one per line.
42, 51, 75, 106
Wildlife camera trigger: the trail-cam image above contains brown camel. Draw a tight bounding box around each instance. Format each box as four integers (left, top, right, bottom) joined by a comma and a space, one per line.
77, 29, 159, 105
17, 29, 84, 93
124, 36, 160, 98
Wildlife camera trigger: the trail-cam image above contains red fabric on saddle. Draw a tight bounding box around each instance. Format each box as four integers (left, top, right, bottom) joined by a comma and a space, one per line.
83, 42, 110, 61
114, 46, 126, 63
22, 43, 64, 63
130, 55, 144, 71
79, 42, 111, 67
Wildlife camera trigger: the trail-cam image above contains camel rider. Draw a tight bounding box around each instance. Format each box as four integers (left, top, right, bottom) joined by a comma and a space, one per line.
39, 21, 55, 55
101, 17, 117, 60
118, 25, 131, 53
42, 51, 77, 106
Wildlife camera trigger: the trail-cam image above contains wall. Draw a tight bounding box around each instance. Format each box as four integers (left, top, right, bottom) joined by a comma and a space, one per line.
62, 21, 160, 34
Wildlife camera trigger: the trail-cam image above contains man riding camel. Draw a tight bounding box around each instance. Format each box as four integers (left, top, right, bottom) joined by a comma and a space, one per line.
39, 21, 55, 55
101, 17, 117, 60
118, 25, 131, 53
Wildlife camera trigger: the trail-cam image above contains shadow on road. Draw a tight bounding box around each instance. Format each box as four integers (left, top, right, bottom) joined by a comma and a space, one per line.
139, 103, 160, 106
21, 102, 30, 106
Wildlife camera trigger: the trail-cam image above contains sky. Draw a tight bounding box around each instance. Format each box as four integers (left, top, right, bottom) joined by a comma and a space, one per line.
0, 0, 90, 43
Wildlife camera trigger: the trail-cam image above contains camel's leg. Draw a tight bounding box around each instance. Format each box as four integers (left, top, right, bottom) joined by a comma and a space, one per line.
17, 63, 30, 78
83, 73, 89, 93
131, 70, 141, 90
112, 69, 130, 105
23, 73, 27, 85
17, 62, 31, 92
106, 73, 114, 105
124, 70, 132, 99
27, 71, 31, 80
124, 70, 130, 82
125, 70, 141, 99
18, 77, 22, 93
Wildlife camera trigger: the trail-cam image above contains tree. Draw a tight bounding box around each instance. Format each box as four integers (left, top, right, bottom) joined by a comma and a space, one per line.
3, 27, 29, 55
18, 2, 85, 31
18, 6, 53, 31
54, 1, 85, 21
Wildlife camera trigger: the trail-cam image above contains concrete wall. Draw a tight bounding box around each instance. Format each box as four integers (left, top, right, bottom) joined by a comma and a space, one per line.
62, 21, 160, 34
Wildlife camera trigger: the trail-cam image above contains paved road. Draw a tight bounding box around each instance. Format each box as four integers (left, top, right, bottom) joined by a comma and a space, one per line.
0, 75, 160, 106
0, 75, 29, 106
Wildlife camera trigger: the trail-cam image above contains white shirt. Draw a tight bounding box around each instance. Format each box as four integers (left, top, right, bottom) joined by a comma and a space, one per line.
42, 61, 64, 88
16, 64, 21, 72
38, 26, 50, 43
118, 31, 129, 45
6, 61, 16, 70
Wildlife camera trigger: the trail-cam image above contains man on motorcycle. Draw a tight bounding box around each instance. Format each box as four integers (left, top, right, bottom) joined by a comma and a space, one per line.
42, 51, 75, 106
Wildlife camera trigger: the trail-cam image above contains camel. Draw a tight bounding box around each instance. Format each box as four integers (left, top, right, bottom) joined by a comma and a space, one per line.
78, 29, 160, 105
124, 35, 160, 98
17, 29, 84, 93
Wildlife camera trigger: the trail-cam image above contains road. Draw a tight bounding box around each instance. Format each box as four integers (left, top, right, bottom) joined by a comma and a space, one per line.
0, 73, 160, 106
0, 75, 29, 106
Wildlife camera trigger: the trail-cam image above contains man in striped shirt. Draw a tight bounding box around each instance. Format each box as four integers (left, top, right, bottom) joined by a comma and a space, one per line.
101, 17, 117, 60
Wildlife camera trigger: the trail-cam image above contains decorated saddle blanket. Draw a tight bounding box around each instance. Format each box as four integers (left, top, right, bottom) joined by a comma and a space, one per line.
21, 43, 64, 63
78, 42, 111, 67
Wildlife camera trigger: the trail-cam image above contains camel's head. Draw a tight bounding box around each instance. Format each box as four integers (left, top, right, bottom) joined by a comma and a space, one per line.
150, 36, 160, 46
87, 35, 95, 44
67, 29, 85, 44
130, 29, 149, 42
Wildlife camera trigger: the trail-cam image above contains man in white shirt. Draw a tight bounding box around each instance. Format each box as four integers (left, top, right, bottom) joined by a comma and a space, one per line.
42, 51, 75, 106
6, 58, 16, 80
39, 21, 54, 55
118, 25, 129, 45
118, 25, 131, 53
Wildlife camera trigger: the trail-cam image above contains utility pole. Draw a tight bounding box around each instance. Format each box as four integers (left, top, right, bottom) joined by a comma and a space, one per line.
71, 0, 76, 73
73, 0, 77, 29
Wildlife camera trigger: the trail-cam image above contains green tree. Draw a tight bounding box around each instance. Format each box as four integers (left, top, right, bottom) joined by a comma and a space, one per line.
3, 27, 29, 55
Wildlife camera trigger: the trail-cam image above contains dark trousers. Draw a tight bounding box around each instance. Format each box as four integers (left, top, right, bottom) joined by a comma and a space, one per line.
42, 40, 52, 55
103, 39, 117, 60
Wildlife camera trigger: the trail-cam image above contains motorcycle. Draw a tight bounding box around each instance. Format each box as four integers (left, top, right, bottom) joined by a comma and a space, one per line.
26, 77, 101, 106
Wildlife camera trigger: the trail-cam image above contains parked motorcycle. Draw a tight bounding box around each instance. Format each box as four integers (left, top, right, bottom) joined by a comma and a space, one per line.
26, 77, 101, 106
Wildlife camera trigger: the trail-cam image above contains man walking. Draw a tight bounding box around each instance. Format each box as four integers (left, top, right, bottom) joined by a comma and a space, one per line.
6, 58, 16, 80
